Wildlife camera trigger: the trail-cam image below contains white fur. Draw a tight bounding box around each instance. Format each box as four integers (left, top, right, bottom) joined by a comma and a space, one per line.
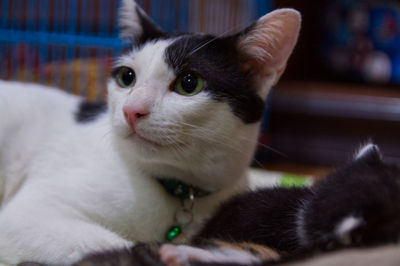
160, 244, 262, 266
335, 216, 363, 245
295, 198, 310, 247
336, 216, 362, 236
119, 0, 143, 39
354, 143, 379, 160
0, 41, 257, 265
119, 0, 162, 40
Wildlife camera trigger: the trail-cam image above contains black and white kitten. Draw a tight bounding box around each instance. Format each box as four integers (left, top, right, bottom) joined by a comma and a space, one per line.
0, 1, 300, 265
158, 143, 400, 265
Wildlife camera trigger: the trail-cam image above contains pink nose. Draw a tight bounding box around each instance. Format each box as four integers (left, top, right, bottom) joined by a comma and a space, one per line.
123, 106, 149, 131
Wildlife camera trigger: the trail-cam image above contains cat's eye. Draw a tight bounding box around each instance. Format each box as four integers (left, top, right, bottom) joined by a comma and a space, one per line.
174, 72, 205, 96
115, 67, 136, 88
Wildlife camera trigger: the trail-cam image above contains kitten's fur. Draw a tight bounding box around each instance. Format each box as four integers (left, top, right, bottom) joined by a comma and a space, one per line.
158, 144, 400, 265
0, 1, 300, 265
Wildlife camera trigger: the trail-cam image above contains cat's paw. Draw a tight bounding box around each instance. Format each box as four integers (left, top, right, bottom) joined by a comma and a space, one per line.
160, 242, 277, 266
159, 244, 191, 266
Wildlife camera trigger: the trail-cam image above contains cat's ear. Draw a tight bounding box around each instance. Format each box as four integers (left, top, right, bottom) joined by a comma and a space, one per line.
354, 143, 382, 164
236, 9, 301, 98
119, 0, 165, 44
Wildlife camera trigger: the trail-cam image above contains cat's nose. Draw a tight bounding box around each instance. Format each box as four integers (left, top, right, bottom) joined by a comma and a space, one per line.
122, 106, 149, 130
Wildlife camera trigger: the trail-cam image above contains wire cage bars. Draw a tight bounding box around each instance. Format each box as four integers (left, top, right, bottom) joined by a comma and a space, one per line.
0, 0, 271, 100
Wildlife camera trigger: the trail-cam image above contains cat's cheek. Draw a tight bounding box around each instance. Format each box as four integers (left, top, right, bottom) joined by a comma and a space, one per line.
167, 92, 214, 121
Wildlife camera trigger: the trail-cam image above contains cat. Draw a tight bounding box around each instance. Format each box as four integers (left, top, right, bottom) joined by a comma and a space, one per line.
0, 0, 301, 265
156, 143, 400, 266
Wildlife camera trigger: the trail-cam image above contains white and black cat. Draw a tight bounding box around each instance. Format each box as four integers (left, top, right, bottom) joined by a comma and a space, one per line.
0, 0, 300, 265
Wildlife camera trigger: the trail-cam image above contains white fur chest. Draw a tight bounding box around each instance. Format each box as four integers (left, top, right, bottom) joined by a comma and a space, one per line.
17, 118, 177, 242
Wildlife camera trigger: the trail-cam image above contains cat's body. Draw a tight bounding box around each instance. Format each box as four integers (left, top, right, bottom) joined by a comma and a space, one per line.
0, 1, 300, 264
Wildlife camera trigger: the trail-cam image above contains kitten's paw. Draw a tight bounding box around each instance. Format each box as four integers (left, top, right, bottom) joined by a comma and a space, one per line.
160, 244, 190, 266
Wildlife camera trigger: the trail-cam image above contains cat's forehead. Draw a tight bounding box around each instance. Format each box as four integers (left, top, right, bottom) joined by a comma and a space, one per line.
127, 33, 236, 70
122, 39, 173, 79
121, 34, 214, 76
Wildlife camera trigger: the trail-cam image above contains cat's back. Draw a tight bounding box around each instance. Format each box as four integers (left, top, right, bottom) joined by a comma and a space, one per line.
0, 80, 80, 116
0, 80, 81, 130
194, 187, 313, 252
0, 80, 82, 205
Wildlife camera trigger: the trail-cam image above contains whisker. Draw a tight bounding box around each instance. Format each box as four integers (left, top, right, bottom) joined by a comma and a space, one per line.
177, 121, 287, 158
177, 130, 251, 158
101, 129, 113, 141
188, 25, 242, 56
251, 157, 265, 169
251, 142, 289, 159
178, 130, 271, 169
188, 36, 219, 56
166, 135, 186, 154
163, 133, 217, 165
178, 121, 237, 142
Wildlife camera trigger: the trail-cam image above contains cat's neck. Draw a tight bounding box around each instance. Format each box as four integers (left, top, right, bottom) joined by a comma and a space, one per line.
112, 148, 249, 195
108, 114, 258, 194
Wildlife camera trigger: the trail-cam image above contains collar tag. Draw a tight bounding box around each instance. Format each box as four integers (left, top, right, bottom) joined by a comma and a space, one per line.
156, 177, 211, 242
156, 178, 211, 200
165, 188, 195, 242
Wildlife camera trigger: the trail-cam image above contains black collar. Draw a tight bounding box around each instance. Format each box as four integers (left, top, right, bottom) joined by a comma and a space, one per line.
156, 178, 211, 200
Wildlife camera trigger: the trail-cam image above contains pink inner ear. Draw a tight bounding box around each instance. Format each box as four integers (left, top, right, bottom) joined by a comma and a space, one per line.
238, 9, 301, 77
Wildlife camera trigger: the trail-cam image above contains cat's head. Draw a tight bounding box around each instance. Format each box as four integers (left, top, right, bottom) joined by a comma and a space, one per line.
108, 0, 301, 191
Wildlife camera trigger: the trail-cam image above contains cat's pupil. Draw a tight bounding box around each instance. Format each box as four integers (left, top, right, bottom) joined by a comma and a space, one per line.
122, 68, 135, 86
181, 73, 198, 93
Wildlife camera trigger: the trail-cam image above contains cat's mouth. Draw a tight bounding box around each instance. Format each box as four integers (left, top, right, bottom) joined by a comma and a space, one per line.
126, 131, 187, 149
128, 132, 164, 147
138, 134, 166, 147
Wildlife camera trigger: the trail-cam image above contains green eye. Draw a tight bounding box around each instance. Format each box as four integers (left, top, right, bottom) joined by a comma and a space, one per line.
174, 72, 205, 96
116, 67, 136, 88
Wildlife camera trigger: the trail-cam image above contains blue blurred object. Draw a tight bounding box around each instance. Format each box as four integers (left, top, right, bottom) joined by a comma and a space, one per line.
0, 0, 123, 99
0, 0, 272, 99
322, 0, 400, 85
369, 6, 400, 54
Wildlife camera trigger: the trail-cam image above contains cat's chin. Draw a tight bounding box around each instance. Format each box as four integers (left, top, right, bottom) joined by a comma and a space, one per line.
127, 132, 186, 151
128, 132, 164, 148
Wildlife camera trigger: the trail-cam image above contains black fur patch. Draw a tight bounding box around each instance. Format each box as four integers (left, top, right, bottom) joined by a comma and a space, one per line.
193, 187, 313, 252
194, 145, 400, 254
164, 35, 265, 124
75, 101, 107, 123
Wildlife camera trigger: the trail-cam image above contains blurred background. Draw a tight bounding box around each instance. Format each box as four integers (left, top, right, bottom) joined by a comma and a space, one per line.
0, 0, 269, 100
1, 0, 400, 175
